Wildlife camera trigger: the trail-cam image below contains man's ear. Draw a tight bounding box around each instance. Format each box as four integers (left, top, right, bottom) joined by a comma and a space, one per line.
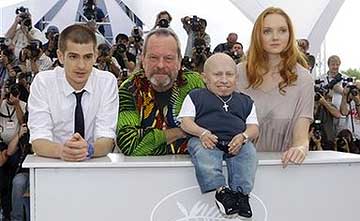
56, 49, 64, 64
201, 72, 207, 83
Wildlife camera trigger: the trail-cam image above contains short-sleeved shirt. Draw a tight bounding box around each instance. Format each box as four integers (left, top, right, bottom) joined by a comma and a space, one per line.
178, 89, 258, 141
237, 62, 314, 152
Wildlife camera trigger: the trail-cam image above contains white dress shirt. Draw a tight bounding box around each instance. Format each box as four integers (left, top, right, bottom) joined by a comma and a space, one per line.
28, 66, 119, 145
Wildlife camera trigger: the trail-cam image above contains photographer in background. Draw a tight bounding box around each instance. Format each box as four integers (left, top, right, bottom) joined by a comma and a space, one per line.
317, 55, 346, 132
128, 26, 144, 59
313, 81, 341, 144
227, 42, 245, 64
81, 0, 105, 35
5, 7, 46, 57
182, 15, 211, 58
0, 43, 18, 89
190, 37, 211, 72
213, 32, 238, 54
0, 83, 26, 220
309, 120, 334, 151
297, 39, 316, 74
19, 39, 52, 75
339, 80, 360, 140
152, 11, 172, 29
112, 33, 136, 71
43, 25, 60, 61
96, 43, 120, 77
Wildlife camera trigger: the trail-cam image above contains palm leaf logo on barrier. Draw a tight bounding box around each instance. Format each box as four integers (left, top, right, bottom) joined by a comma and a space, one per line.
151, 186, 268, 221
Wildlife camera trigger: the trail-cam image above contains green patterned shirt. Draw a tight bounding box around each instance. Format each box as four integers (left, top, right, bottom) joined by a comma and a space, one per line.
117, 70, 205, 156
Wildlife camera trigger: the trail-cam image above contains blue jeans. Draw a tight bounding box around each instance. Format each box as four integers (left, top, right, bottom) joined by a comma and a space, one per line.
187, 137, 257, 194
11, 172, 29, 221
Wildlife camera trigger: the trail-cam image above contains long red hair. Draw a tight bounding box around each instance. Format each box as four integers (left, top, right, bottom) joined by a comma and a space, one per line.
246, 7, 308, 94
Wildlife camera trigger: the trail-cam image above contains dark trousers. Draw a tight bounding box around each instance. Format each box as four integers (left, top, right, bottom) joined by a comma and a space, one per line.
0, 150, 20, 219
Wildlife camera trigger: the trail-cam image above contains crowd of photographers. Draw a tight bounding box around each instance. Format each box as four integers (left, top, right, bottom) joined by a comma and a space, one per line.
0, 3, 359, 220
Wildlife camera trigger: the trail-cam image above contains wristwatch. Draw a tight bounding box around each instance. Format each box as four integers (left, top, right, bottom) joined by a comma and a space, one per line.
241, 132, 249, 143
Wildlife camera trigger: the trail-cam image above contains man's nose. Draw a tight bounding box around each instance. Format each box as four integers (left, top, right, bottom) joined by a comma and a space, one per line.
78, 58, 86, 69
156, 58, 165, 69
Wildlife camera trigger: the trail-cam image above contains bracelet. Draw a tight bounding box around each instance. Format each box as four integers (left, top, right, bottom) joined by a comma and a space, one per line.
199, 130, 210, 139
86, 143, 95, 159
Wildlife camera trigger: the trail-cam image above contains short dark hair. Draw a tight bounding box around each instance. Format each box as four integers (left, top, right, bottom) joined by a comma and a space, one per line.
233, 42, 243, 49
115, 33, 129, 44
58, 24, 96, 53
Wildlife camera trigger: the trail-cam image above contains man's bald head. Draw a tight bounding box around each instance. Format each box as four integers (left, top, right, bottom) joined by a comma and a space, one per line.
203, 53, 237, 75
202, 53, 238, 96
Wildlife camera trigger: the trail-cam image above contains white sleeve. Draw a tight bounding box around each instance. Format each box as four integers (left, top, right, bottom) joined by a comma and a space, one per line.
94, 74, 119, 140
28, 75, 54, 142
246, 103, 258, 125
177, 95, 196, 120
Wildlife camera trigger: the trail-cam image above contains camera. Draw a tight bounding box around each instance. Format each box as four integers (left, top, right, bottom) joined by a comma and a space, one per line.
187, 16, 204, 32
98, 44, 110, 57
122, 68, 128, 79
181, 56, 193, 70
158, 18, 169, 28
193, 38, 206, 55
314, 74, 343, 101
83, 0, 97, 20
342, 77, 358, 97
0, 37, 11, 47
131, 27, 143, 43
314, 80, 327, 101
25, 40, 42, 58
115, 43, 127, 54
313, 119, 322, 140
15, 6, 31, 29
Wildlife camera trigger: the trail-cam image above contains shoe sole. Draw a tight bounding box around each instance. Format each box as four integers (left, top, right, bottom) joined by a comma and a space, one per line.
215, 199, 238, 216
238, 215, 253, 220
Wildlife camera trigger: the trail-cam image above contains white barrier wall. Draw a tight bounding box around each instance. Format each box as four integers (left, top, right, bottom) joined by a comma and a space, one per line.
23, 151, 360, 221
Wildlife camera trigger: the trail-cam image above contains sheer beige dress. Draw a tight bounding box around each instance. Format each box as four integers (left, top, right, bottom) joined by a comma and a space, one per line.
237, 62, 314, 152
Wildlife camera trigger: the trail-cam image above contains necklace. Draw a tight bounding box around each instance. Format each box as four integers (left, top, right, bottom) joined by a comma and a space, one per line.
215, 93, 233, 112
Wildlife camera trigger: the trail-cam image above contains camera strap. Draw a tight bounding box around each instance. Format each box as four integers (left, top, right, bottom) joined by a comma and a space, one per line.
5, 103, 15, 119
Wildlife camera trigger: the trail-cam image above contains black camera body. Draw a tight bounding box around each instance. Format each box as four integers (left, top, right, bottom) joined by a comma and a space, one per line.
25, 40, 42, 58
131, 27, 143, 43
16, 6, 31, 29
115, 43, 127, 54
83, 0, 97, 20
189, 16, 203, 32
313, 119, 322, 140
193, 38, 206, 55
158, 18, 170, 28
342, 77, 358, 97
122, 68, 128, 79
314, 74, 343, 101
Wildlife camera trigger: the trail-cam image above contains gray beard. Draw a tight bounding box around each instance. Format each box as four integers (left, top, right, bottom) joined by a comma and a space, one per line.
150, 75, 171, 90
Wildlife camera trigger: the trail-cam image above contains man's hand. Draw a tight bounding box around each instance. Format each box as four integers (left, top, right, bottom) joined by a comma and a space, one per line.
9, 94, 20, 106
19, 123, 28, 137
228, 133, 245, 155
0, 150, 8, 166
199, 130, 217, 149
60, 133, 88, 161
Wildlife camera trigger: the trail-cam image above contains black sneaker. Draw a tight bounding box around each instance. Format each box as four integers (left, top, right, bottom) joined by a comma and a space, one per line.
236, 192, 252, 219
215, 186, 239, 215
